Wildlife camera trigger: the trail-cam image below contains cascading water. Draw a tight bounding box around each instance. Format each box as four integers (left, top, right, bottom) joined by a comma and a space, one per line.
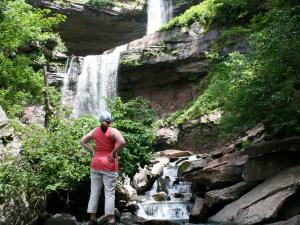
62, 56, 81, 109
136, 158, 194, 222
62, 45, 127, 118
147, 0, 173, 34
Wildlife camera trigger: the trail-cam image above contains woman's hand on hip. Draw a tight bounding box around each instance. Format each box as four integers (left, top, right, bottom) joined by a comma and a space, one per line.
108, 151, 117, 162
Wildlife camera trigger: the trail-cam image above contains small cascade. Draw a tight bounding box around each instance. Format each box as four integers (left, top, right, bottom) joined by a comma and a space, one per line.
147, 0, 173, 34
62, 45, 127, 118
136, 158, 193, 222
62, 56, 82, 109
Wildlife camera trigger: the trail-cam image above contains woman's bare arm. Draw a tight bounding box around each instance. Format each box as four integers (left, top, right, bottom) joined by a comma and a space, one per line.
108, 128, 126, 162
80, 130, 95, 154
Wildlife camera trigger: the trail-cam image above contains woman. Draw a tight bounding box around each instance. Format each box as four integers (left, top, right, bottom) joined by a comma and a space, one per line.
80, 111, 126, 225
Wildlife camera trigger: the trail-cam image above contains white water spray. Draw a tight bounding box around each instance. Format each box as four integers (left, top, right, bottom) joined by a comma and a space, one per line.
147, 0, 173, 34
62, 45, 127, 118
73, 45, 127, 117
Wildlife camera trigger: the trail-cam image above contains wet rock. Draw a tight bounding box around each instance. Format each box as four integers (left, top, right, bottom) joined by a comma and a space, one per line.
46, 38, 58, 50
123, 175, 137, 199
48, 72, 65, 87
1, 192, 45, 225
116, 181, 130, 210
151, 157, 170, 177
53, 51, 68, 61
242, 151, 300, 182
47, 63, 58, 73
209, 166, 300, 225
267, 215, 300, 225
242, 136, 300, 157
124, 201, 139, 213
182, 152, 248, 189
155, 150, 193, 159
205, 181, 257, 208
173, 193, 184, 198
120, 212, 146, 225
44, 213, 78, 225
21, 105, 45, 126
189, 197, 209, 223
152, 192, 168, 201
19, 40, 40, 53
177, 158, 208, 177
155, 127, 179, 150
132, 165, 154, 193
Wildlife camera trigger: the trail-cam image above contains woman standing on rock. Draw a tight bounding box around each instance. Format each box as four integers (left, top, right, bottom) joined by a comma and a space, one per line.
80, 111, 126, 225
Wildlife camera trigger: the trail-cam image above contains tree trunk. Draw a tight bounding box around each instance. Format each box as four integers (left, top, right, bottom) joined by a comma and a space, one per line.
43, 65, 54, 127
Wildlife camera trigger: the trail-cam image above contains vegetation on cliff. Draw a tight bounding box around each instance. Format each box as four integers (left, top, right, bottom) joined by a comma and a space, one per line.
166, 0, 300, 135
0, 0, 64, 117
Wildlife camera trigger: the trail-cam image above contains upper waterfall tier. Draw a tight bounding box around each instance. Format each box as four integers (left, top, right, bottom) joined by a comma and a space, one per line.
147, 0, 173, 34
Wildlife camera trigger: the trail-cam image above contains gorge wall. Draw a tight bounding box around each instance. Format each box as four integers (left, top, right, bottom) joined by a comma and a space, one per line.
28, 0, 200, 55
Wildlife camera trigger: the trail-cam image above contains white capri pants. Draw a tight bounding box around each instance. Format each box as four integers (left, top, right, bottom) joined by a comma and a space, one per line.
87, 169, 118, 215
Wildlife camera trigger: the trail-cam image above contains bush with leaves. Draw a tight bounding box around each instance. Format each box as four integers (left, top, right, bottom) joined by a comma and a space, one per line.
161, 0, 266, 31
0, 97, 156, 215
109, 97, 156, 176
168, 2, 300, 135
0, 0, 65, 117
87, 0, 114, 8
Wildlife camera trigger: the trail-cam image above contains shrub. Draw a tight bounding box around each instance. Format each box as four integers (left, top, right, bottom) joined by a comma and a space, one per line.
168, 6, 300, 135
87, 0, 114, 8
0, 97, 156, 209
161, 0, 266, 31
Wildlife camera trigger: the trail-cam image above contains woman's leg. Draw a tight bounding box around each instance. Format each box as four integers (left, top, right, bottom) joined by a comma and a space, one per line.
102, 171, 118, 223
87, 170, 103, 221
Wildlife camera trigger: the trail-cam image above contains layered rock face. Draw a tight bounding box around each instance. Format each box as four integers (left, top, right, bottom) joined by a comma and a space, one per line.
118, 23, 218, 116
27, 0, 200, 56
176, 133, 300, 224
28, 0, 147, 55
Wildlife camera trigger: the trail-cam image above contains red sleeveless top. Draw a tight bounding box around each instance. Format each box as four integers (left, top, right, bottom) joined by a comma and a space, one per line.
91, 127, 118, 172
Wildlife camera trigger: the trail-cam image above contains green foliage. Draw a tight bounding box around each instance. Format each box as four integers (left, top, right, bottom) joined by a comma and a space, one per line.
0, 0, 65, 117
87, 0, 114, 8
0, 97, 156, 207
161, 0, 266, 31
109, 97, 156, 177
169, 6, 300, 135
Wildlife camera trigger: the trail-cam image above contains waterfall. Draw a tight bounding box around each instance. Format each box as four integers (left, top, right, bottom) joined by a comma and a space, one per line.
147, 0, 173, 34
136, 158, 193, 221
62, 45, 127, 118
62, 56, 79, 109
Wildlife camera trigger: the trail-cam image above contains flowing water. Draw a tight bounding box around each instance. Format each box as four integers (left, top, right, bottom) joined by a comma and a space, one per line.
62, 45, 127, 117
136, 158, 193, 222
147, 0, 173, 34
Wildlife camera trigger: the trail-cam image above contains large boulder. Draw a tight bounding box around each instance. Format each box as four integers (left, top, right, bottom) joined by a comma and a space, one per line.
154, 150, 193, 159
21, 105, 45, 126
267, 215, 300, 225
177, 158, 208, 177
242, 151, 300, 182
205, 181, 257, 208
209, 166, 300, 225
182, 152, 248, 189
155, 127, 179, 150
242, 136, 300, 157
189, 197, 209, 223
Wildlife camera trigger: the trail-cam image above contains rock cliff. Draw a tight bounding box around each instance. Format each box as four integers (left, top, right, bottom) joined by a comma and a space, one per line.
27, 0, 200, 56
